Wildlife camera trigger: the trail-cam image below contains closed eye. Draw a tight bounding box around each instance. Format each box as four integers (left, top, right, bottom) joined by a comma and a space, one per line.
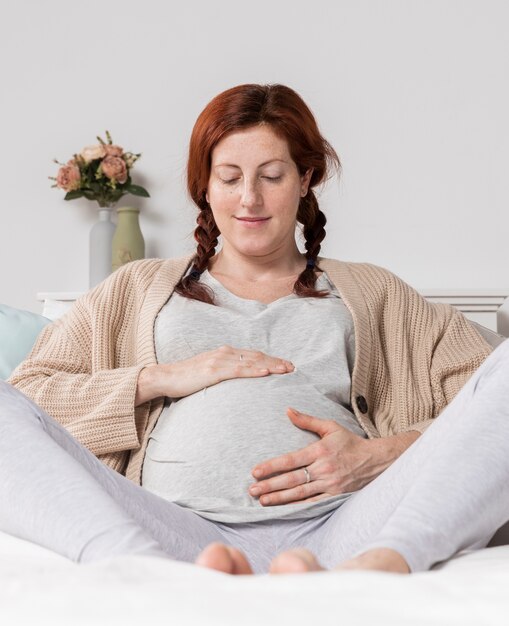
220, 178, 240, 185
262, 176, 282, 182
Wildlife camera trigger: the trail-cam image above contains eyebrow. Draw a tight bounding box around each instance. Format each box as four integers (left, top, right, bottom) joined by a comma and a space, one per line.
214, 159, 288, 169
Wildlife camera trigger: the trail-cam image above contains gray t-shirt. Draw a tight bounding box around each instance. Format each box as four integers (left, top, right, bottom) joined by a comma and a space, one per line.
142, 270, 365, 522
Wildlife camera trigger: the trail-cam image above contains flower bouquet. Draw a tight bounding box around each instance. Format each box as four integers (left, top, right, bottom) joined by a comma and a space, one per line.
50, 131, 150, 207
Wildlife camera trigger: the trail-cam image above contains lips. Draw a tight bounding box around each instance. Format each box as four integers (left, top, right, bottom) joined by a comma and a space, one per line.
235, 217, 270, 222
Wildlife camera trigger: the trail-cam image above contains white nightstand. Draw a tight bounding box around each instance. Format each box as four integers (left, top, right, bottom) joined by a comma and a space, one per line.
37, 292, 85, 321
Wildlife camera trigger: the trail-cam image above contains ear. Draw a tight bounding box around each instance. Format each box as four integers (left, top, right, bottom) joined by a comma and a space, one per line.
301, 168, 313, 197
205, 190, 210, 204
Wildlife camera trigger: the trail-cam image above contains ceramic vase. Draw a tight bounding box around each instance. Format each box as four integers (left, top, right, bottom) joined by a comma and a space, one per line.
111, 207, 145, 272
89, 207, 116, 288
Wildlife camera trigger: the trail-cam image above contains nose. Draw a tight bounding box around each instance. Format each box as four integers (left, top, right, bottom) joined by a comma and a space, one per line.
241, 178, 261, 209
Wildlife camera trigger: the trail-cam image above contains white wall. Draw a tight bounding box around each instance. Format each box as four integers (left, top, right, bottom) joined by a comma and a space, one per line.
1, 0, 508, 313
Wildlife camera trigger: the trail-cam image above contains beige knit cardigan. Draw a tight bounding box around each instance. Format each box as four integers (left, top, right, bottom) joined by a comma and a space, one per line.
9, 256, 492, 484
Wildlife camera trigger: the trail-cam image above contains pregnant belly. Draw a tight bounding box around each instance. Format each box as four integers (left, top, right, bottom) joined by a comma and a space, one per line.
141, 374, 360, 512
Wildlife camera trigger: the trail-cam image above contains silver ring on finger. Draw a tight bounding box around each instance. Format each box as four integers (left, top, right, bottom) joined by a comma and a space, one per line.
239, 354, 244, 361
302, 467, 311, 484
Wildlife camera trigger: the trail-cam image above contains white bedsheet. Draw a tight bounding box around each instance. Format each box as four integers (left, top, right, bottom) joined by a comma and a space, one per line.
1, 531, 508, 626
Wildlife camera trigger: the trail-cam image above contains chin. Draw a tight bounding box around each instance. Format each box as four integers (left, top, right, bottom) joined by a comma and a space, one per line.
228, 239, 275, 258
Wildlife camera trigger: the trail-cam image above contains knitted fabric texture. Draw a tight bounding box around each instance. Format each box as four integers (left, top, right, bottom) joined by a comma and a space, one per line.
9, 256, 492, 484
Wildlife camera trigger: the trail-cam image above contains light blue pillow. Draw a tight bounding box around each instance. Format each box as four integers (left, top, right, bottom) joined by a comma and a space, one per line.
0, 304, 51, 380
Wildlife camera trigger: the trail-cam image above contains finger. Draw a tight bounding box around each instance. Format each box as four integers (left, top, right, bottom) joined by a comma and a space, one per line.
281, 493, 331, 505
216, 359, 286, 382
286, 407, 338, 437
249, 465, 317, 497
252, 445, 317, 480
224, 359, 290, 376
233, 349, 295, 372
212, 346, 292, 369
236, 361, 292, 375
257, 481, 327, 506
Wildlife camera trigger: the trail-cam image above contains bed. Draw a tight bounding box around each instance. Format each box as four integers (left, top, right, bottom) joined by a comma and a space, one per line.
2, 531, 509, 625
1, 301, 509, 625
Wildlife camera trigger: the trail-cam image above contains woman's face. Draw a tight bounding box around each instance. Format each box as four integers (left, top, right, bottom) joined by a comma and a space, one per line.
206, 124, 312, 262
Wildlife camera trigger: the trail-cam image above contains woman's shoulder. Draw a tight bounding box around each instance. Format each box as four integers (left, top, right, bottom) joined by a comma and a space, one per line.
318, 257, 429, 310
318, 257, 404, 286
319, 257, 452, 331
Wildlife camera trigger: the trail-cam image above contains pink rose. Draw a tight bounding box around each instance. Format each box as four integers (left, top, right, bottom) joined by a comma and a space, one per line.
80, 144, 107, 163
104, 144, 123, 157
56, 160, 81, 191
101, 156, 128, 183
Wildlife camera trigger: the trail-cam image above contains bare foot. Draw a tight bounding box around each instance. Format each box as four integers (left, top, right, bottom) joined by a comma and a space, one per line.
269, 547, 410, 575
336, 548, 410, 574
195, 542, 254, 575
270, 548, 324, 574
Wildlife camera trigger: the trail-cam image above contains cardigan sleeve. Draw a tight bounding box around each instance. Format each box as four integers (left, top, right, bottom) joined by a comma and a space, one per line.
427, 306, 493, 419
368, 265, 494, 437
397, 303, 493, 435
8, 271, 151, 459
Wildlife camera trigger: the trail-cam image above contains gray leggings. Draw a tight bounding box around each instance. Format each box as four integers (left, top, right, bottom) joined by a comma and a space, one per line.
2, 339, 509, 574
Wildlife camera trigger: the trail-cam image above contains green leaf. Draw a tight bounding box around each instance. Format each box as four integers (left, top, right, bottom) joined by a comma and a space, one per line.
110, 189, 125, 203
64, 191, 84, 200
126, 184, 150, 198
89, 182, 103, 194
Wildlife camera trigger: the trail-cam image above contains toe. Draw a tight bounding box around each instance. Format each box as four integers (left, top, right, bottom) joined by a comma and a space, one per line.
195, 542, 235, 573
269, 548, 324, 574
225, 546, 254, 575
195, 543, 254, 575
334, 549, 410, 574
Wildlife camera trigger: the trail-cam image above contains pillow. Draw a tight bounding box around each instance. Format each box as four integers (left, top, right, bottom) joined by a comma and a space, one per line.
0, 304, 51, 380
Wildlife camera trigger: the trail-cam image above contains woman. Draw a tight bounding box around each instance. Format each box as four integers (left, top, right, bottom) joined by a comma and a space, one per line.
3, 83, 509, 576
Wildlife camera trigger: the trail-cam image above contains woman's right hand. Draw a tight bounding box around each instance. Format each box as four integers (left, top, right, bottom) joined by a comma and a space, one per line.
135, 345, 294, 405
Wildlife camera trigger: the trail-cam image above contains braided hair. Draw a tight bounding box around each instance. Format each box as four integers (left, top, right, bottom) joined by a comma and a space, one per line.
174, 203, 219, 304
294, 191, 328, 298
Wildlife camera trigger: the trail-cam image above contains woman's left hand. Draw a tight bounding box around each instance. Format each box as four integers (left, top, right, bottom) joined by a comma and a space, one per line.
249, 408, 420, 506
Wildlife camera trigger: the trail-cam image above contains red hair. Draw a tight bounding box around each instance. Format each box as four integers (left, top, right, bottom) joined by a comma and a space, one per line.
175, 83, 340, 303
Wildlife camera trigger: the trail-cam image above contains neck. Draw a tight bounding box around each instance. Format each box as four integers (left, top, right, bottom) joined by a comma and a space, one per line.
209, 243, 306, 282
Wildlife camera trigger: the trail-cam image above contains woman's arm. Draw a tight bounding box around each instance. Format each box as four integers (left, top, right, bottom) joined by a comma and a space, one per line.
11, 307, 295, 459
250, 264, 493, 506
135, 347, 295, 406
8, 262, 156, 464
9, 308, 147, 458
249, 408, 420, 505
